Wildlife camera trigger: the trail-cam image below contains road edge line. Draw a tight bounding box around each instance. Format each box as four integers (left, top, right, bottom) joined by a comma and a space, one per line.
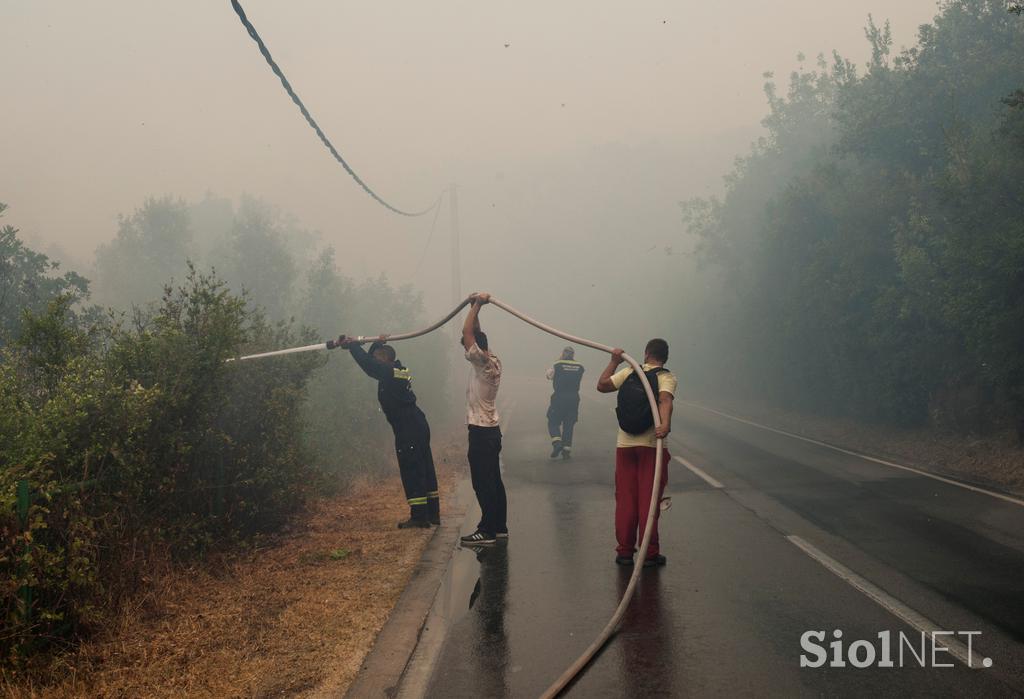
786, 535, 988, 670
682, 401, 1024, 508
674, 455, 724, 489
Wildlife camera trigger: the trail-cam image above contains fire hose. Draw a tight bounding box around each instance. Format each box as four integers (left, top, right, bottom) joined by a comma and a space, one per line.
229, 295, 667, 697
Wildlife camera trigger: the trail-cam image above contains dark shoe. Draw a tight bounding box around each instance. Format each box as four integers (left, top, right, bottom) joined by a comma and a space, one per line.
460, 530, 497, 545
398, 518, 431, 529
496, 530, 509, 539
643, 554, 667, 568
615, 555, 634, 566
550, 439, 563, 458
561, 447, 572, 460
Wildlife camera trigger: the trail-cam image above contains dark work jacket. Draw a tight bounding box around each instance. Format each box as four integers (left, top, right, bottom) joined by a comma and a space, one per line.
551, 359, 585, 395
349, 345, 419, 426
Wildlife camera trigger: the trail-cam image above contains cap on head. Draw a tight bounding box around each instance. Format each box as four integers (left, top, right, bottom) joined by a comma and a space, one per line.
561, 346, 575, 359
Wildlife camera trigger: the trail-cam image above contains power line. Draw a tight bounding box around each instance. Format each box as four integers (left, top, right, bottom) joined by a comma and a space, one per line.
229, 0, 437, 217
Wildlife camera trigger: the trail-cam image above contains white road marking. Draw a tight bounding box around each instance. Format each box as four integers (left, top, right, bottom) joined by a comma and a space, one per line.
683, 402, 1024, 509
674, 456, 724, 489
603, 411, 725, 488
787, 535, 988, 669
602, 403, 724, 488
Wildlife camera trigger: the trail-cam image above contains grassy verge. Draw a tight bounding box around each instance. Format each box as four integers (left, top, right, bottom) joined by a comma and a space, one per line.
1, 440, 462, 698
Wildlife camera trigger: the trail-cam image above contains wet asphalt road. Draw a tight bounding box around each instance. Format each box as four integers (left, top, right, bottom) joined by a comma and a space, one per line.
421, 379, 1024, 697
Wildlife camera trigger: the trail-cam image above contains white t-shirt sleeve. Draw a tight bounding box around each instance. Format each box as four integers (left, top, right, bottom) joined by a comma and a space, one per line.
465, 343, 490, 367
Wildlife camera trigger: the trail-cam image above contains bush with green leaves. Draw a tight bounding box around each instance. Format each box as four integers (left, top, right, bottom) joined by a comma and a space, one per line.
0, 192, 450, 666
0, 266, 321, 662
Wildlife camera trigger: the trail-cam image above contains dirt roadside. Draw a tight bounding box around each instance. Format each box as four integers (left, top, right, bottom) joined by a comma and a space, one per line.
2, 442, 463, 699
694, 395, 1024, 496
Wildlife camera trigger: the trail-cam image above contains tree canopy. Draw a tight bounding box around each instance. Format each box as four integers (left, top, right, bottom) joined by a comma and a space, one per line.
678, 0, 1024, 435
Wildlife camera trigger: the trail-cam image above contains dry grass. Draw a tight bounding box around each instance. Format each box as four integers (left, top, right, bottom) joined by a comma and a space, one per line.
3, 441, 462, 699
704, 396, 1024, 495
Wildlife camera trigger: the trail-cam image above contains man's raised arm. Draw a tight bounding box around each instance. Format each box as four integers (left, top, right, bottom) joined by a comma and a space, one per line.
462, 292, 489, 350
334, 335, 390, 381
597, 348, 625, 393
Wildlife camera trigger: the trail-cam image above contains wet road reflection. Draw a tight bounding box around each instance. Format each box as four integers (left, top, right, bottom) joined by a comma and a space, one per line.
465, 543, 511, 697
420, 384, 1020, 697
613, 569, 676, 697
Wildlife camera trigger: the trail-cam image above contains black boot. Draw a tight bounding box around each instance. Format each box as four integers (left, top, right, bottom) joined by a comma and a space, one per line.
398, 518, 431, 529
398, 503, 430, 529
427, 496, 441, 526
550, 438, 563, 459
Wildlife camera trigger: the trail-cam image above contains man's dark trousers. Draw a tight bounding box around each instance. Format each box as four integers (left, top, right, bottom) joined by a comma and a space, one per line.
547, 393, 579, 448
467, 425, 506, 535
393, 408, 439, 521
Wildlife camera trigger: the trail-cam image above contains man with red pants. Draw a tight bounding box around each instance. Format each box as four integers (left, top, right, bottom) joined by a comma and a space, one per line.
597, 338, 676, 567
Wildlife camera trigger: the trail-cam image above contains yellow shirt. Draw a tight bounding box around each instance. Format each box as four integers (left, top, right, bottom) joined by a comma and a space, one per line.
610, 363, 677, 448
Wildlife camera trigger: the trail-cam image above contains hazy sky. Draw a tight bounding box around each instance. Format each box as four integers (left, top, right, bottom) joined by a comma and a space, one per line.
3, 1, 939, 313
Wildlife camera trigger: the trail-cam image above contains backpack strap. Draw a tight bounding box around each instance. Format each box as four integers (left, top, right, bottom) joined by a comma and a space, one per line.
645, 366, 667, 390
625, 365, 667, 391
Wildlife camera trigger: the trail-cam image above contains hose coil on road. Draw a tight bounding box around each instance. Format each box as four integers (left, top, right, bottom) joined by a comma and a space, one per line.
231, 295, 666, 697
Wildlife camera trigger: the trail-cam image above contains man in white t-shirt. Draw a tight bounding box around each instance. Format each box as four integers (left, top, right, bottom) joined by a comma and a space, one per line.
459, 292, 507, 545
597, 338, 676, 568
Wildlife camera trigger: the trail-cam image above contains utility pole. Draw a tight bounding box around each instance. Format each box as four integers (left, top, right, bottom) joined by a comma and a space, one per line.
449, 183, 462, 306
449, 183, 463, 340
448, 183, 465, 410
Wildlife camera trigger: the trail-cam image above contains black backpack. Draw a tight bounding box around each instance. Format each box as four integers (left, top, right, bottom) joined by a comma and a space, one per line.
615, 367, 667, 434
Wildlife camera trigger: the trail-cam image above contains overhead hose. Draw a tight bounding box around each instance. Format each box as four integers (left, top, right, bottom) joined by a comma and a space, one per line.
228, 295, 666, 697
229, 0, 438, 217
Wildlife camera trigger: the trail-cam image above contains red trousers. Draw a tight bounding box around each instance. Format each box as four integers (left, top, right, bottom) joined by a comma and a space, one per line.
615, 446, 669, 559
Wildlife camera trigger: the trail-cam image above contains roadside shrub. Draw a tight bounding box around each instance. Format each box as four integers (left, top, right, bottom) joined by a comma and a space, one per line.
0, 267, 320, 663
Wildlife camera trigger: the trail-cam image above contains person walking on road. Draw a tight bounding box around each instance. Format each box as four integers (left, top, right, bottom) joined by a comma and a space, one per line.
546, 346, 585, 460
597, 338, 676, 567
331, 336, 440, 529
459, 292, 507, 545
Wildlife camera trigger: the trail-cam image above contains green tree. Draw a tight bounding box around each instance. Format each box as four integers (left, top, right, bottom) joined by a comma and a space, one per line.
92, 196, 193, 308
677, 0, 1024, 436
0, 203, 90, 343
215, 196, 298, 321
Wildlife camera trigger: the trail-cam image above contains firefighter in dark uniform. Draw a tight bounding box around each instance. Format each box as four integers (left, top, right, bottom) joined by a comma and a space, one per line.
332, 335, 439, 528
546, 346, 585, 460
